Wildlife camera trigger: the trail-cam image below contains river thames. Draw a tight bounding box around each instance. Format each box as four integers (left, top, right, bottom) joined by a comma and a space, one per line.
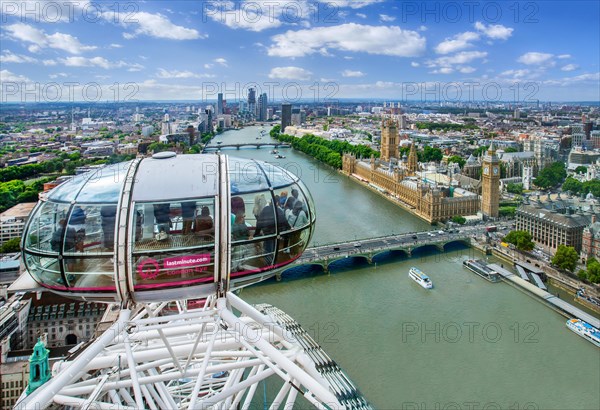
212, 126, 599, 409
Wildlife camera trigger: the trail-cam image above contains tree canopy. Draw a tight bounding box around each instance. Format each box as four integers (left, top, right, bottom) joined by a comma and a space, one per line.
551, 245, 579, 272
447, 155, 466, 168
503, 230, 535, 251
534, 162, 566, 189
271, 127, 379, 169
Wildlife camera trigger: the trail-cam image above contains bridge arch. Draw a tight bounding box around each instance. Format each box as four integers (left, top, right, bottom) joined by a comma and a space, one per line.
411, 244, 442, 256
372, 249, 410, 264
443, 239, 471, 251
326, 255, 370, 272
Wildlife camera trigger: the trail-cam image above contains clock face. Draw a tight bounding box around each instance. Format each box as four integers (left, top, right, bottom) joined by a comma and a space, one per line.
484, 166, 489, 175
493, 166, 499, 175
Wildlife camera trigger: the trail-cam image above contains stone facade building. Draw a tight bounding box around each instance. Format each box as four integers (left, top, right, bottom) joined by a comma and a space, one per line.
516, 197, 595, 253
342, 153, 480, 223
481, 144, 500, 218
380, 119, 399, 162
581, 215, 600, 262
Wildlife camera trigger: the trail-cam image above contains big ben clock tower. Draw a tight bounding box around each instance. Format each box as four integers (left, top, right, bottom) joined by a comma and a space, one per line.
481, 142, 500, 218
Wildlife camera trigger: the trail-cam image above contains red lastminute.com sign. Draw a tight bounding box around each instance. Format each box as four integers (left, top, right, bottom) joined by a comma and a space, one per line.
138, 253, 211, 280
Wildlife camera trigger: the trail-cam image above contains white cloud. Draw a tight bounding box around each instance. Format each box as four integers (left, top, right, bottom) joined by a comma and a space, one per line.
561, 64, 578, 72
5, 23, 96, 54
210, 10, 282, 32
0, 69, 31, 83
215, 58, 228, 66
342, 69, 365, 77
43, 59, 57, 66
458, 66, 476, 74
49, 72, 68, 79
435, 31, 479, 54
558, 54, 571, 59
433, 51, 488, 66
356, 13, 367, 18
419, 25, 427, 32
433, 67, 454, 74
543, 72, 600, 86
204, 64, 214, 69
268, 23, 426, 58
105, 11, 204, 40
500, 69, 532, 79
379, 14, 395, 22
474, 22, 513, 40
156, 68, 215, 79
268, 66, 312, 80
1, 50, 38, 63
318, 0, 385, 8
517, 52, 554, 65
411, 62, 420, 67
109, 43, 123, 48
56, 56, 143, 71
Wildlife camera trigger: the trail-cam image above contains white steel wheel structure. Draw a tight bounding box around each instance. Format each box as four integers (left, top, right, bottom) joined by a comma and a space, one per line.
16, 153, 372, 409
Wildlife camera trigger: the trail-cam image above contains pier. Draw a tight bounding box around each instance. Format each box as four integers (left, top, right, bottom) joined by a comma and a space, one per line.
488, 263, 599, 328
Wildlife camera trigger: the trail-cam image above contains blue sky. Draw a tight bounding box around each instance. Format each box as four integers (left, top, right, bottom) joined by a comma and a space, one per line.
1, 0, 599, 102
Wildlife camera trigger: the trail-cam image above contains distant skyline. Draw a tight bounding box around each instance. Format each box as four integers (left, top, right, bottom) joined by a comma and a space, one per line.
1, 0, 599, 103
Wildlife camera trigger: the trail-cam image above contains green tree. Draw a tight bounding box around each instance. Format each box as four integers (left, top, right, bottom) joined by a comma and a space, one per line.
562, 177, 583, 195
499, 206, 516, 217
504, 147, 519, 153
503, 230, 535, 251
447, 155, 466, 168
575, 166, 588, 174
551, 245, 579, 272
534, 162, 566, 189
451, 215, 466, 224
506, 183, 523, 195
419, 146, 443, 162
0, 237, 21, 253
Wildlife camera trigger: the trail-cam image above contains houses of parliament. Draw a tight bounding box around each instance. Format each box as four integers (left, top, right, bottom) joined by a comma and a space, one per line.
342, 119, 500, 223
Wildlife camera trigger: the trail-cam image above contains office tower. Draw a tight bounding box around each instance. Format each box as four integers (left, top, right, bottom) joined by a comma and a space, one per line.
248, 88, 256, 117
257, 93, 268, 121
281, 103, 292, 132
217, 93, 224, 116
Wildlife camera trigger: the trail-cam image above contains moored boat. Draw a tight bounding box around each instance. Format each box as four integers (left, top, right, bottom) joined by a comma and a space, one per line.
566, 318, 600, 347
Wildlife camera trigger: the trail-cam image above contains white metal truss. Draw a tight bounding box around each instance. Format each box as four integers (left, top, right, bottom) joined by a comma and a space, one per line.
14, 292, 372, 410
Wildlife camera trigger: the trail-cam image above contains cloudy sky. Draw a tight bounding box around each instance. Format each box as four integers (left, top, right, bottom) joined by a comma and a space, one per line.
1, 0, 599, 102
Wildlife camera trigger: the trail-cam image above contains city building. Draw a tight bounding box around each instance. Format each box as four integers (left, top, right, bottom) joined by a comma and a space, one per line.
0, 202, 37, 245
25, 295, 106, 349
342, 154, 480, 223
217, 93, 224, 116
257, 93, 268, 122
380, 119, 399, 162
515, 195, 596, 253
281, 103, 292, 132
247, 88, 256, 117
481, 143, 500, 218
581, 215, 600, 262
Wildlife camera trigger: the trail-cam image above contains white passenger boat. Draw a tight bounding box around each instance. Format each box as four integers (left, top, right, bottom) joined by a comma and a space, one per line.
566, 319, 600, 347
409, 267, 433, 289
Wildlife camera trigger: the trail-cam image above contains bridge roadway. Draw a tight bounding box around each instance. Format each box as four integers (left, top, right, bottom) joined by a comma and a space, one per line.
295, 225, 495, 271
203, 142, 291, 151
